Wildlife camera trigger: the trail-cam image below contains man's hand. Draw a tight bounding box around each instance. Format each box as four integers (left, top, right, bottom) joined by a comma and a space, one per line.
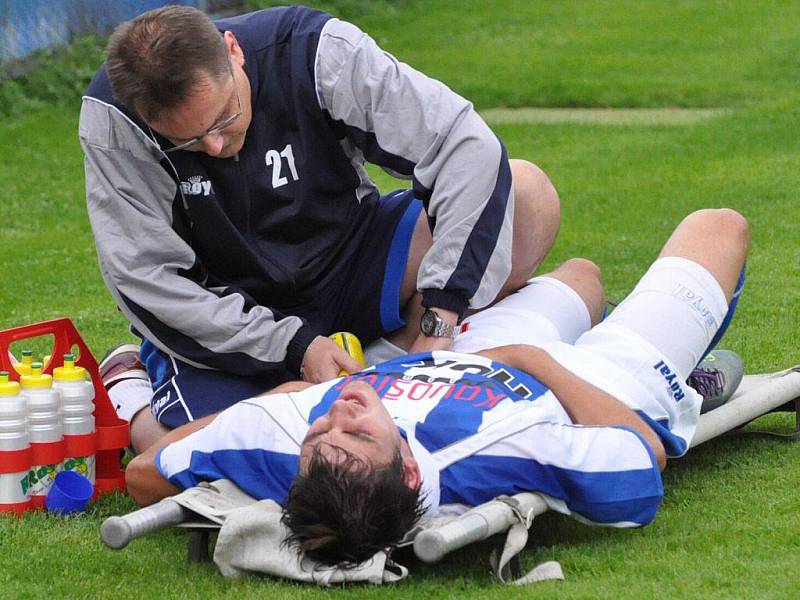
301, 336, 362, 383
408, 306, 459, 353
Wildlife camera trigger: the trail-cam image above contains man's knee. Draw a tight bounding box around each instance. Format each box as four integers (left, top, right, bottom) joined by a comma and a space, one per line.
504, 160, 560, 291
510, 159, 560, 232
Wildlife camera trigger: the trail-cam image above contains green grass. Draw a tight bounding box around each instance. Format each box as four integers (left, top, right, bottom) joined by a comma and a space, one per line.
1, 0, 800, 597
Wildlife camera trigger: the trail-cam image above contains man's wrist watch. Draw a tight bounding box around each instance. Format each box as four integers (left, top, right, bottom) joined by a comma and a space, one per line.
420, 308, 457, 338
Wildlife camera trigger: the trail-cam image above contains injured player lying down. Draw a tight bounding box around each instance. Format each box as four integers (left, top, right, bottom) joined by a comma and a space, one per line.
126, 208, 748, 567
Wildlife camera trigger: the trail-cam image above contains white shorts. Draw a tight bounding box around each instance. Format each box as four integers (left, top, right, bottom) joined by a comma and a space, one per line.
367, 275, 591, 364
456, 257, 729, 457
453, 276, 592, 353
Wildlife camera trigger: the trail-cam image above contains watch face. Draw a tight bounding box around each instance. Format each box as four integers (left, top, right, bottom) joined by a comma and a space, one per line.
421, 310, 436, 336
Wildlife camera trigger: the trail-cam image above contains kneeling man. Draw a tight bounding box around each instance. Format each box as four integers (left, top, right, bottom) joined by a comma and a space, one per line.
126, 209, 748, 567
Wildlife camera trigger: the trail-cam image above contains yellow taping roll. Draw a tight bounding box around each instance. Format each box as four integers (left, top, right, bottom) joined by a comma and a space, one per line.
329, 332, 366, 376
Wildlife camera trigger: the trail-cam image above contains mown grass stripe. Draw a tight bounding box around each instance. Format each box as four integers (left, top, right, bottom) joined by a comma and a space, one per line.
481, 107, 731, 126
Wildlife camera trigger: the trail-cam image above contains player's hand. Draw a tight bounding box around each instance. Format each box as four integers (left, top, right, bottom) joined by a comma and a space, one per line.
300, 336, 362, 383
408, 332, 454, 354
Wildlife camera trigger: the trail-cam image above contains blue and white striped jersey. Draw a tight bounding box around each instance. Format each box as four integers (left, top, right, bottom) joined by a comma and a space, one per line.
157, 351, 663, 527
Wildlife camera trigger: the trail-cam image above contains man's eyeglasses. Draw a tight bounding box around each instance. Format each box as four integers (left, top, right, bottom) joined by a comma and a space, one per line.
151, 67, 242, 154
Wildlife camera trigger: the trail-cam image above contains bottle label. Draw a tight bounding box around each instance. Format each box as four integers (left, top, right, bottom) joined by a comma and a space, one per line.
63, 455, 95, 483
25, 463, 61, 497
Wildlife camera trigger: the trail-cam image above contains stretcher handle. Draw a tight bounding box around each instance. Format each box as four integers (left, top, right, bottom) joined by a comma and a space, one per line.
101, 499, 188, 549
413, 493, 547, 563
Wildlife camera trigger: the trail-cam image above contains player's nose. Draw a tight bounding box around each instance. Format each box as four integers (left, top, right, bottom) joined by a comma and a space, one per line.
328, 398, 358, 421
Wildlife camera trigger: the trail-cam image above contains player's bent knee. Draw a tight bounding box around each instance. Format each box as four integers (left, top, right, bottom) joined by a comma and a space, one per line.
561, 257, 602, 283
550, 258, 604, 324
687, 208, 749, 248
716, 208, 749, 245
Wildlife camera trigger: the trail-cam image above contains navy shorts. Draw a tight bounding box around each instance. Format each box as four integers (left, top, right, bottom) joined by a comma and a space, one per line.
143, 189, 422, 428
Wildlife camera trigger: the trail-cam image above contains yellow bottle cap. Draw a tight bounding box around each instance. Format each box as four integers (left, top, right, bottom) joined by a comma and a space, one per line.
53, 353, 87, 382
12, 350, 34, 376
20, 362, 53, 389
0, 371, 20, 396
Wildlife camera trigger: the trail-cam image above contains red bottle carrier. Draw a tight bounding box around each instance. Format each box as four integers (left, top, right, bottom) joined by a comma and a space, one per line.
0, 446, 32, 516
0, 318, 129, 511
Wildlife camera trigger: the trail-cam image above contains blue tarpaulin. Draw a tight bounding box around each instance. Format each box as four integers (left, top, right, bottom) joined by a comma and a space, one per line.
0, 0, 207, 64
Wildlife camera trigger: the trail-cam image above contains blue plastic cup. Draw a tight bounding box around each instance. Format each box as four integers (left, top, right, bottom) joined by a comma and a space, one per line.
45, 471, 93, 515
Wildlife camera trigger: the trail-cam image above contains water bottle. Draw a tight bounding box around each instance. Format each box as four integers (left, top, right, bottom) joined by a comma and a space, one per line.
0, 372, 31, 515
53, 354, 96, 484
12, 349, 34, 376
20, 363, 64, 509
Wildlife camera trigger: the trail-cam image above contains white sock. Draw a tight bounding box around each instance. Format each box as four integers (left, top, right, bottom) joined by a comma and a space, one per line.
109, 379, 152, 422
363, 337, 404, 366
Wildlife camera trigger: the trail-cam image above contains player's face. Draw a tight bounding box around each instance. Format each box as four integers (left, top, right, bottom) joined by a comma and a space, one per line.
300, 381, 401, 469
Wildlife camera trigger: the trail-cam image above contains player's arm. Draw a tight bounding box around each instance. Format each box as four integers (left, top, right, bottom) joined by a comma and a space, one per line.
126, 413, 218, 506
477, 344, 667, 470
125, 380, 312, 505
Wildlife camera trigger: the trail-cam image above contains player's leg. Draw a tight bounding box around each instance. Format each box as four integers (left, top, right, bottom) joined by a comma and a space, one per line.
127, 339, 292, 452
593, 208, 748, 378
658, 209, 748, 359
657, 208, 748, 302
563, 209, 748, 456
541, 258, 606, 326
452, 258, 603, 353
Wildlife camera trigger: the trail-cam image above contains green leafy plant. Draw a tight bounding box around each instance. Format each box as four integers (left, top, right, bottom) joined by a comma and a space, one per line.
0, 35, 105, 119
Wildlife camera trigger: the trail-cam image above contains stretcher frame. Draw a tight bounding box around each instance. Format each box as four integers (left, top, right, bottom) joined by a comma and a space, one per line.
101, 366, 800, 578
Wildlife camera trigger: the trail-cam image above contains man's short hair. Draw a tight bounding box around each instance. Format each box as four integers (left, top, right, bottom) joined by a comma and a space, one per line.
105, 5, 230, 122
282, 445, 425, 567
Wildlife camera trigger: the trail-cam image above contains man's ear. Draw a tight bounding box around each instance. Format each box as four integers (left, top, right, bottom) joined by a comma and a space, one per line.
402, 456, 421, 491
223, 31, 244, 66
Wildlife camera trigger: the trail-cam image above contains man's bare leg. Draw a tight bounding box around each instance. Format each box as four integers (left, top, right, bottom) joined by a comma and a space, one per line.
130, 409, 169, 455
389, 160, 560, 350
498, 159, 561, 297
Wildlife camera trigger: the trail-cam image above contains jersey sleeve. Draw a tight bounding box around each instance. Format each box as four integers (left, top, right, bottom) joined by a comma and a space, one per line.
155, 394, 304, 502
79, 93, 316, 377
314, 19, 514, 316
439, 415, 664, 527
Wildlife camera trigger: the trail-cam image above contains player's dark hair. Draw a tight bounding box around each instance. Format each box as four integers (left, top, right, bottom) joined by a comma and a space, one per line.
282, 445, 425, 567
105, 5, 230, 122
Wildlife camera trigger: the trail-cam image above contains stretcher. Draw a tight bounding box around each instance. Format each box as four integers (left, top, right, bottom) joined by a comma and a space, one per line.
100, 366, 800, 584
